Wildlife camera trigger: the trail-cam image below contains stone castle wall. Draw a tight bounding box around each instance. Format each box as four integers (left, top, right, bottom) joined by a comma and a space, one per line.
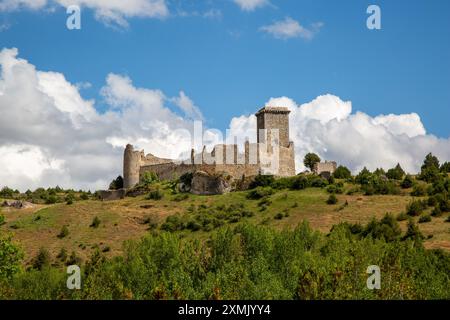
123, 106, 297, 189
314, 161, 337, 175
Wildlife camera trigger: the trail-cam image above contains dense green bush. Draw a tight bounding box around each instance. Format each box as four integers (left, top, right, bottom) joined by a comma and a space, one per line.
333, 165, 352, 179
249, 175, 275, 189
0, 214, 5, 226
57, 226, 69, 239
326, 194, 338, 205
2, 221, 450, 300
406, 200, 427, 217
418, 215, 432, 224
386, 163, 405, 180
401, 175, 414, 189
147, 188, 164, 200
247, 187, 274, 200
109, 176, 124, 190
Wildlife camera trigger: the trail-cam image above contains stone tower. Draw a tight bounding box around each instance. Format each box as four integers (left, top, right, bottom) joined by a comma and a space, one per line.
255, 106, 291, 148
123, 144, 142, 189
255, 106, 295, 176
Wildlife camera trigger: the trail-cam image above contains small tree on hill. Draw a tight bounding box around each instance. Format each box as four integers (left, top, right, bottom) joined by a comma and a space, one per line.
333, 166, 352, 179
304, 153, 321, 172
386, 163, 405, 180
109, 176, 124, 190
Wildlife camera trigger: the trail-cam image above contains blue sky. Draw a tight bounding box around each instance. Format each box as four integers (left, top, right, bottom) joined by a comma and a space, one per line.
2, 0, 449, 136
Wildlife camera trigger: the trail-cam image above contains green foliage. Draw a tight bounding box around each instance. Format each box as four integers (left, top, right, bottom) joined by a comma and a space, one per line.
441, 162, 450, 173
56, 248, 68, 262
396, 212, 408, 221
303, 153, 321, 171
386, 163, 405, 180
333, 165, 351, 179
326, 194, 338, 205
141, 172, 159, 186
57, 225, 69, 239
401, 175, 414, 189
406, 200, 427, 217
109, 176, 124, 190
355, 167, 372, 185
362, 214, 402, 242
32, 248, 51, 271
411, 184, 427, 197
419, 153, 442, 183
249, 175, 275, 189
1, 221, 450, 299
403, 220, 424, 243
247, 187, 274, 200
90, 216, 101, 229
0, 214, 5, 226
0, 187, 18, 199
0, 236, 23, 280
147, 188, 164, 201
45, 195, 58, 204
418, 215, 432, 224
65, 192, 75, 205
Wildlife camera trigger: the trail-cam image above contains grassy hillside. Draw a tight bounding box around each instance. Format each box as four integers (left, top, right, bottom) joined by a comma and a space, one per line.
2, 185, 449, 265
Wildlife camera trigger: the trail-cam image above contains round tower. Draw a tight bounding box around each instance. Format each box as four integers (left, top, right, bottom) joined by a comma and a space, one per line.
123, 144, 141, 189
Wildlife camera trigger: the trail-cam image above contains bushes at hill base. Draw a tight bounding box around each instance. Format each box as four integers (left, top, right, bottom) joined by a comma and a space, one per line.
333, 166, 351, 179
2, 220, 450, 300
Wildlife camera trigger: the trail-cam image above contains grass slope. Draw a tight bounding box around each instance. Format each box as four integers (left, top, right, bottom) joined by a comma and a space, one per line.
2, 187, 450, 265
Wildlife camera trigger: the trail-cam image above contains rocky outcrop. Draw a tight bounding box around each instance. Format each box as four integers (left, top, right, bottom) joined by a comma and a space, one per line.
190, 171, 232, 195
1, 200, 34, 209
98, 189, 127, 201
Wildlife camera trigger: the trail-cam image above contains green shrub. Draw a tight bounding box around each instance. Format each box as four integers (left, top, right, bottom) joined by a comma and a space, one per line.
403, 220, 424, 242
0, 214, 5, 226
56, 248, 68, 262
32, 248, 51, 271
418, 215, 432, 223
45, 195, 58, 204
90, 216, 101, 229
406, 200, 426, 217
57, 225, 69, 239
396, 212, 408, 221
401, 175, 414, 189
141, 172, 159, 186
333, 165, 351, 179
109, 176, 124, 190
386, 163, 405, 180
147, 188, 164, 200
362, 214, 402, 242
290, 176, 309, 190
431, 206, 442, 217
80, 193, 89, 201
172, 193, 189, 202
326, 194, 338, 205
274, 213, 284, 220
0, 236, 23, 280
249, 175, 275, 189
247, 187, 274, 200
411, 184, 427, 197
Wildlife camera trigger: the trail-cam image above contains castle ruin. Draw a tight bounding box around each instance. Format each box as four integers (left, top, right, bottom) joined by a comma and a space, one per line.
123, 106, 296, 189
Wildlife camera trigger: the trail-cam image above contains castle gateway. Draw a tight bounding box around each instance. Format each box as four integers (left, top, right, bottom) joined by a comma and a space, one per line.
123, 106, 296, 189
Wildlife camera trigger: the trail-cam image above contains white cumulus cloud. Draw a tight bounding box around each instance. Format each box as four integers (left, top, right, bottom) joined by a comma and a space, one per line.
260, 17, 323, 40
0, 0, 169, 27
233, 0, 269, 11
0, 48, 199, 191
228, 95, 450, 174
